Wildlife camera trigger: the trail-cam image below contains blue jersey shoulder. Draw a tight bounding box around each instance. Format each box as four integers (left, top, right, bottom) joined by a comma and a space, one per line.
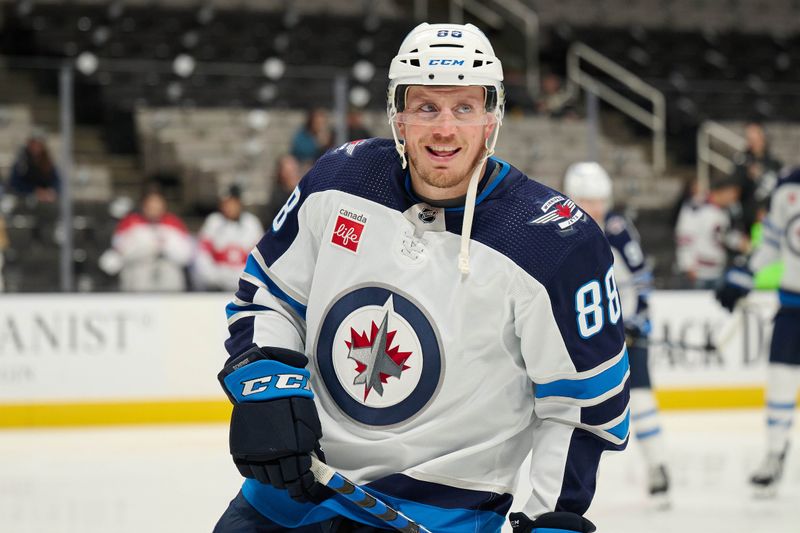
470, 164, 611, 286
300, 138, 407, 210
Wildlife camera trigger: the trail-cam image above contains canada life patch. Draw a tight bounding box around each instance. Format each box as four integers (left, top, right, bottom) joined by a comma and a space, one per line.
331, 206, 368, 253
527, 195, 584, 230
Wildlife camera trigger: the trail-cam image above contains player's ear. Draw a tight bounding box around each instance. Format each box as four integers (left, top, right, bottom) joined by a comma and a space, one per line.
397, 121, 406, 137
484, 117, 497, 141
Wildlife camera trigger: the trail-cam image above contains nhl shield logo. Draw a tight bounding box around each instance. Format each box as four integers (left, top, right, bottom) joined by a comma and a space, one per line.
527, 195, 585, 230
315, 285, 444, 426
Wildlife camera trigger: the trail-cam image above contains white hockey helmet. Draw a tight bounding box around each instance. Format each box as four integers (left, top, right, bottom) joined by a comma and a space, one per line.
387, 23, 505, 168
563, 162, 613, 200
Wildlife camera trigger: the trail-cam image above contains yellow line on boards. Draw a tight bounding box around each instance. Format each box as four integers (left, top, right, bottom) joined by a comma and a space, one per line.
1, 388, 798, 428
654, 387, 769, 410
0, 399, 231, 428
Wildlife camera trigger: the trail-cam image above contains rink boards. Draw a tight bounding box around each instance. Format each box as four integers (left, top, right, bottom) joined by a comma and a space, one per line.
0, 290, 794, 427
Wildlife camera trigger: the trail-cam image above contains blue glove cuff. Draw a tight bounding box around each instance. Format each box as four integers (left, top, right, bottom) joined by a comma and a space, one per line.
222, 359, 313, 403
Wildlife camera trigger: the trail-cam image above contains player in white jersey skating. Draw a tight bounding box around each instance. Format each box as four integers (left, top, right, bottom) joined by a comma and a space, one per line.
717, 167, 800, 496
215, 23, 629, 533
564, 162, 670, 504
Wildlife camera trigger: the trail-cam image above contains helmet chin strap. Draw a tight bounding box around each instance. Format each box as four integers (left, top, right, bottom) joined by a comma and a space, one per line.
458, 120, 501, 275
388, 106, 407, 169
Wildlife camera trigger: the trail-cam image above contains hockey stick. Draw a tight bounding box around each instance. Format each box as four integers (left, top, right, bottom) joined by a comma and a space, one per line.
309, 456, 432, 533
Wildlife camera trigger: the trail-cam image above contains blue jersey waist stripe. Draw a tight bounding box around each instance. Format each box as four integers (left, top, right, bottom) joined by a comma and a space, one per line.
778, 289, 800, 308
242, 478, 507, 532
225, 302, 274, 320
535, 350, 629, 401
244, 254, 308, 321
366, 474, 513, 513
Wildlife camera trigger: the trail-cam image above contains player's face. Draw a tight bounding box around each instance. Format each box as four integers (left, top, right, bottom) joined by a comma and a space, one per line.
398, 86, 496, 199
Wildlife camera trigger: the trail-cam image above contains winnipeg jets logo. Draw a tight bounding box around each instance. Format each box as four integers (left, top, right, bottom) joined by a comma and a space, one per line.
335, 139, 368, 156
527, 195, 584, 230
346, 300, 413, 400
316, 285, 443, 426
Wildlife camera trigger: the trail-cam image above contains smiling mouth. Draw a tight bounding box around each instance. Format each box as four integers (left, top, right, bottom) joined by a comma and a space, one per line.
425, 145, 461, 161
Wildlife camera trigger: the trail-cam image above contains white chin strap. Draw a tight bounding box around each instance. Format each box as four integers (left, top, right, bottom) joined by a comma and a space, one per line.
458, 121, 501, 275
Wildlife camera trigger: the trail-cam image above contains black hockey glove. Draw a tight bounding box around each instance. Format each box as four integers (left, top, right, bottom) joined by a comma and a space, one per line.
509, 511, 596, 533
714, 267, 753, 312
218, 346, 332, 503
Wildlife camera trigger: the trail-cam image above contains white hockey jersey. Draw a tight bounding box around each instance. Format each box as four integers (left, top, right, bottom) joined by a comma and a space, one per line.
750, 168, 800, 305
675, 198, 744, 282
224, 139, 629, 531
195, 211, 264, 291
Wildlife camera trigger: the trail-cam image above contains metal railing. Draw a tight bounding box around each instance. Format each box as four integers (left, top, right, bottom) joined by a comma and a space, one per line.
566, 42, 667, 175
449, 0, 540, 99
697, 120, 746, 193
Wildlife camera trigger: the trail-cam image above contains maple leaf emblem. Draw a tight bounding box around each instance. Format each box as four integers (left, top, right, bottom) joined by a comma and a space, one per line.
345, 310, 412, 400
555, 203, 572, 218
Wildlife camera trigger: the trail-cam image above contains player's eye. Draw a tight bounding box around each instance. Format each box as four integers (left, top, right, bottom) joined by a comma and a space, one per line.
417, 103, 438, 113
455, 104, 473, 114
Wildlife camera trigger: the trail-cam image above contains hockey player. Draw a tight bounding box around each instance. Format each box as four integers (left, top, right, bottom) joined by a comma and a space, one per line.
215, 23, 629, 533
564, 162, 670, 504
716, 167, 800, 496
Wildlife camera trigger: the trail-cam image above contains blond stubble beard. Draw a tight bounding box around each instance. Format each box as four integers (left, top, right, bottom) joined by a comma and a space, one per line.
407, 144, 486, 194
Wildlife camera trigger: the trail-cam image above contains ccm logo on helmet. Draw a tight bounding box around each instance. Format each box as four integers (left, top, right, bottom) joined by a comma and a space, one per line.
241, 373, 310, 396
428, 59, 465, 66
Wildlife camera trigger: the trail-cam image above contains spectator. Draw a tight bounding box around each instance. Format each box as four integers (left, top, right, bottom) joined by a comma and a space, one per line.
675, 176, 749, 289
346, 108, 372, 141
99, 186, 193, 292
9, 135, 60, 202
535, 72, 577, 119
194, 185, 263, 291
290, 108, 332, 169
265, 154, 302, 225
732, 122, 783, 231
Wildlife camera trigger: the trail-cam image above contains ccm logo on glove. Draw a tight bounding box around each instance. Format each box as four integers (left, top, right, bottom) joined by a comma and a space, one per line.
241, 373, 311, 396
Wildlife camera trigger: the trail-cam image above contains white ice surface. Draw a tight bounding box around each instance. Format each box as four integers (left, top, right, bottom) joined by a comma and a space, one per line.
0, 409, 797, 532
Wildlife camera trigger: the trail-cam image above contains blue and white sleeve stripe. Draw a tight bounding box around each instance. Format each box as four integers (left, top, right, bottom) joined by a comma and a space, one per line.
534, 346, 631, 446
535, 347, 629, 407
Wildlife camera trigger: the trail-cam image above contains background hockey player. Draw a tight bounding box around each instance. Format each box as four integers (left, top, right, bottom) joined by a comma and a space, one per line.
564, 162, 670, 504
716, 167, 800, 496
215, 23, 629, 533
